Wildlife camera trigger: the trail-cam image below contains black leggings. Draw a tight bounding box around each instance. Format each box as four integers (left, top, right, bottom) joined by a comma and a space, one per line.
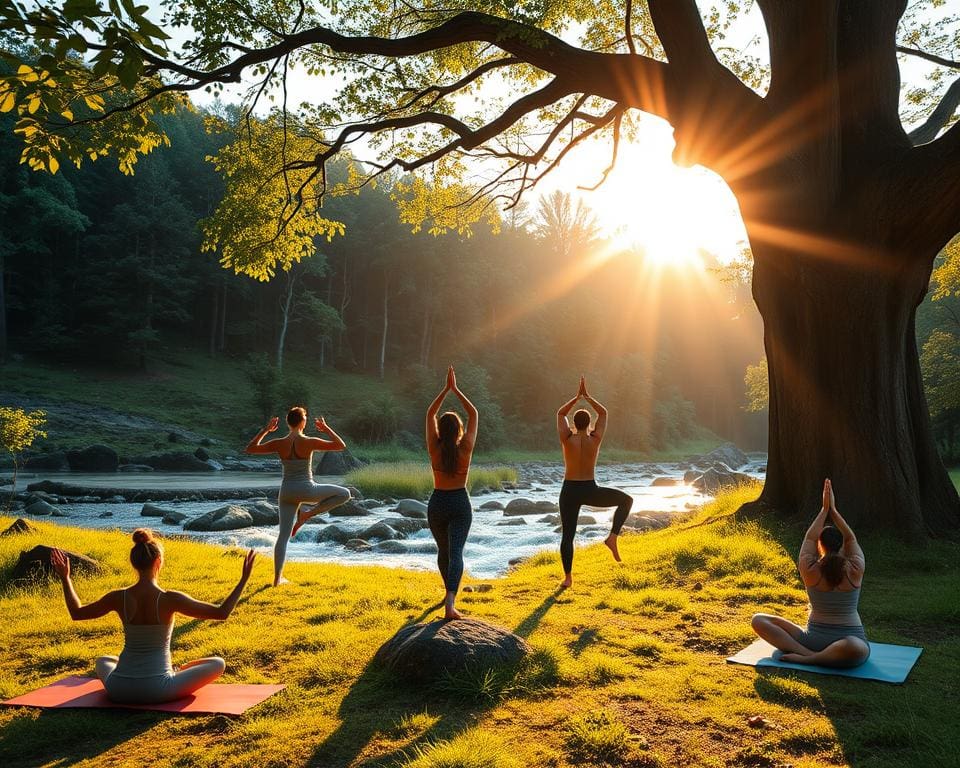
559, 479, 633, 574
427, 488, 473, 592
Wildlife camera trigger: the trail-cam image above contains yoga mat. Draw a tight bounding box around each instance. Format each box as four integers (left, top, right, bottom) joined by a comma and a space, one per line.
1, 676, 285, 715
727, 639, 923, 684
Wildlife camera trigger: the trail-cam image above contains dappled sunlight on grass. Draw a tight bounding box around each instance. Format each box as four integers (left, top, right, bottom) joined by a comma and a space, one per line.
0, 481, 957, 767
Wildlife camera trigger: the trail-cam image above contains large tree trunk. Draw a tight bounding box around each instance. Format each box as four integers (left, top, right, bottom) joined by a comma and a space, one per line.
750, 238, 960, 536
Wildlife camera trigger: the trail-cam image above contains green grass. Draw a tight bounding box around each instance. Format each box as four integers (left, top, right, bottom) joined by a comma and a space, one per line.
1, 484, 957, 768
344, 463, 517, 500
950, 467, 960, 493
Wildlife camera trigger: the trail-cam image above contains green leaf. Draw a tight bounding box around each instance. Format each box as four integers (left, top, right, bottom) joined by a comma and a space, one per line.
116, 54, 142, 88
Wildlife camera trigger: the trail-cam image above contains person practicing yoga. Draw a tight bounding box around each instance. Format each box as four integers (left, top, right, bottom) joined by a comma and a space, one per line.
246, 406, 351, 586
425, 365, 479, 620
751, 478, 870, 668
50, 529, 255, 704
557, 376, 633, 588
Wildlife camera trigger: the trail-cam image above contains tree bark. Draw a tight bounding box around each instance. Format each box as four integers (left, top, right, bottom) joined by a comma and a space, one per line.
749, 238, 960, 536
0, 256, 6, 364
277, 272, 295, 372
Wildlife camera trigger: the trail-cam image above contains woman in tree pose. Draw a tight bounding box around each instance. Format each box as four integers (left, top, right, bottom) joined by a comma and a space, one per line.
51, 530, 255, 704
246, 406, 351, 586
751, 478, 870, 667
425, 365, 479, 620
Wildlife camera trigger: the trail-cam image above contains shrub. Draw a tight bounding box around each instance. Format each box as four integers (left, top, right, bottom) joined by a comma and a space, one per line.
565, 709, 632, 765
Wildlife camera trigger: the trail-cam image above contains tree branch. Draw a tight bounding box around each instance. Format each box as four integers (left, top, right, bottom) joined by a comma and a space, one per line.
897, 45, 960, 70
909, 76, 960, 145
647, 0, 716, 72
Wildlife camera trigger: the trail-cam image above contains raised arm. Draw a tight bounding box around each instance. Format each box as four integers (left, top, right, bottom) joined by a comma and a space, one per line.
828, 488, 865, 571
798, 479, 832, 583
165, 550, 255, 621
50, 549, 120, 621
245, 417, 282, 455
309, 416, 347, 452
557, 377, 583, 441
425, 367, 452, 447
451, 378, 479, 447
582, 378, 608, 441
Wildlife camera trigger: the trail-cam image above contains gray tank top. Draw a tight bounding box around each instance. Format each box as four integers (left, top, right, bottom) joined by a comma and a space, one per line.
807, 586, 862, 626
113, 590, 174, 678
281, 439, 313, 484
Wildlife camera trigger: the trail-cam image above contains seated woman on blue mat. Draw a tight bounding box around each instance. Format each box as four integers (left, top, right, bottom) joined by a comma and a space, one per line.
751, 478, 870, 668
51, 529, 255, 703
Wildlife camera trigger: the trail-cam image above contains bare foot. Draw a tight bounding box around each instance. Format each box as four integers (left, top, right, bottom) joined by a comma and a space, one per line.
560, 575, 573, 589
444, 607, 463, 620
290, 510, 310, 539
603, 534, 622, 563
779, 653, 810, 664
272, 576, 291, 587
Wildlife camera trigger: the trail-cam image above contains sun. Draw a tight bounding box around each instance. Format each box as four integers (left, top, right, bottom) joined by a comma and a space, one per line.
544, 118, 749, 270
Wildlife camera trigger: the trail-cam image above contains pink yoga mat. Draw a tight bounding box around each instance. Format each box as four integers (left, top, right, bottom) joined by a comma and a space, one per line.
1, 676, 285, 715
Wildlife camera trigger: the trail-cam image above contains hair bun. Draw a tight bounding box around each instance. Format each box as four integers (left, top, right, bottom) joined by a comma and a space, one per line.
132, 528, 153, 545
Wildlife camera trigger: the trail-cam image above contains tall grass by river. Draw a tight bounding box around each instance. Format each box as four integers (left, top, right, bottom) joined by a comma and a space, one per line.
345, 463, 518, 500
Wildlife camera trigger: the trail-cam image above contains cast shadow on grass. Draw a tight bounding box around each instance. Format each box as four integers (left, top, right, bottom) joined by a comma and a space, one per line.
306, 590, 566, 767
0, 708, 162, 768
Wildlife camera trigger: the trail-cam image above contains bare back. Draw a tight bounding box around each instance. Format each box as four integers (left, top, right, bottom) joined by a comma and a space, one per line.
560, 431, 601, 481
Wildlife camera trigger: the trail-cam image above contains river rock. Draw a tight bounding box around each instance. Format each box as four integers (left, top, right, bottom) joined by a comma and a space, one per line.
205, 459, 224, 471
344, 538, 371, 551
328, 499, 370, 517
360, 499, 382, 509
503, 498, 537, 516
396, 499, 428, 518
28, 491, 59, 504
66, 445, 119, 472
699, 443, 748, 470
497, 518, 527, 526
316, 525, 354, 544
184, 504, 254, 531
374, 540, 408, 554
346, 486, 363, 499
537, 514, 561, 525
683, 469, 701, 484
377, 516, 429, 534
194, 447, 210, 461
98, 511, 113, 518
1, 518, 38, 536
25, 500, 58, 516
24, 451, 70, 471
359, 522, 404, 541
692, 468, 753, 494
651, 477, 679, 487
577, 515, 598, 525
119, 464, 154, 472
316, 449, 363, 475
162, 511, 187, 525
132, 452, 213, 472
141, 503, 175, 518
12, 545, 103, 583
247, 501, 279, 526
479, 500, 504, 510
373, 618, 530, 684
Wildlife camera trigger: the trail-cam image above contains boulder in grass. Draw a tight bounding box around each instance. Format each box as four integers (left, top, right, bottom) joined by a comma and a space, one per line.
184, 505, 254, 532
328, 499, 370, 517
316, 449, 363, 476
316, 525, 354, 544
66, 445, 119, 472
1, 518, 38, 537
373, 618, 530, 684
377, 516, 429, 535
359, 522, 404, 541
25, 500, 58, 516
162, 511, 187, 525
479, 500, 504, 511
141, 503, 175, 518
396, 499, 428, 518
12, 545, 103, 583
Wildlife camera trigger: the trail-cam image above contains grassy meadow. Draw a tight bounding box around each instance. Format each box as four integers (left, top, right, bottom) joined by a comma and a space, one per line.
345, 463, 518, 500
0, 484, 958, 768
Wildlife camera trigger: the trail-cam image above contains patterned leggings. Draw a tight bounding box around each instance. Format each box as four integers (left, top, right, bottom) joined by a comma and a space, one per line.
427, 488, 473, 592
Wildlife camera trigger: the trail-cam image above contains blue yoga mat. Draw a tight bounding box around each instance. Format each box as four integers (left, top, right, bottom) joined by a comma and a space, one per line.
727, 639, 923, 684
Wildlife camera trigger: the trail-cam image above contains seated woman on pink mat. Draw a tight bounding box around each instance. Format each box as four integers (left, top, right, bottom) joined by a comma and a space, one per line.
51, 529, 255, 703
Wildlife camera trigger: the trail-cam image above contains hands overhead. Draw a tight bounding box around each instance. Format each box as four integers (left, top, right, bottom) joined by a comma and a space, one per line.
265, 416, 280, 433
446, 365, 457, 391
822, 478, 836, 512
315, 416, 328, 433
578, 375, 588, 399
50, 548, 70, 580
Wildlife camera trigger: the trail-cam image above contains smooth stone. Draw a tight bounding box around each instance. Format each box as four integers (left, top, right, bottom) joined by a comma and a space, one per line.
377, 516, 429, 534
396, 499, 428, 517
66, 444, 119, 472
374, 540, 407, 554
577, 515, 598, 525
162, 511, 187, 525
194, 447, 210, 461
692, 468, 754, 494
184, 504, 254, 531
316, 525, 354, 544
328, 499, 370, 517
359, 521, 404, 541
316, 450, 363, 475
360, 499, 382, 509
141, 503, 174, 518
119, 464, 154, 472
373, 618, 530, 683
98, 511, 114, 518
651, 477, 679, 487
25, 500, 58, 516
537, 514, 561, 525
496, 518, 527, 526
24, 451, 70, 471
344, 538, 372, 551
479, 500, 504, 510
503, 498, 537, 516
130, 452, 212, 472
247, 501, 279, 526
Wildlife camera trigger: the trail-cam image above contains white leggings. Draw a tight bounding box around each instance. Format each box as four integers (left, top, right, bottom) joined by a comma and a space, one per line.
96, 656, 225, 704
276, 481, 351, 581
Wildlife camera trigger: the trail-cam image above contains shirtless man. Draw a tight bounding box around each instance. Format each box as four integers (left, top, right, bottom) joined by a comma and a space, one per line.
556, 376, 633, 587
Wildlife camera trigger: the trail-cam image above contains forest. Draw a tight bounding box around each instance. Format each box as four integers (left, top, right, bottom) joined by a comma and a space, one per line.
0, 102, 776, 453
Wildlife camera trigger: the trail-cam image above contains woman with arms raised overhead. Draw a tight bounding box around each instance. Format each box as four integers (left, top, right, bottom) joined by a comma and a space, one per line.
751, 478, 870, 667
51, 530, 255, 704
246, 406, 352, 586
425, 366, 479, 620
